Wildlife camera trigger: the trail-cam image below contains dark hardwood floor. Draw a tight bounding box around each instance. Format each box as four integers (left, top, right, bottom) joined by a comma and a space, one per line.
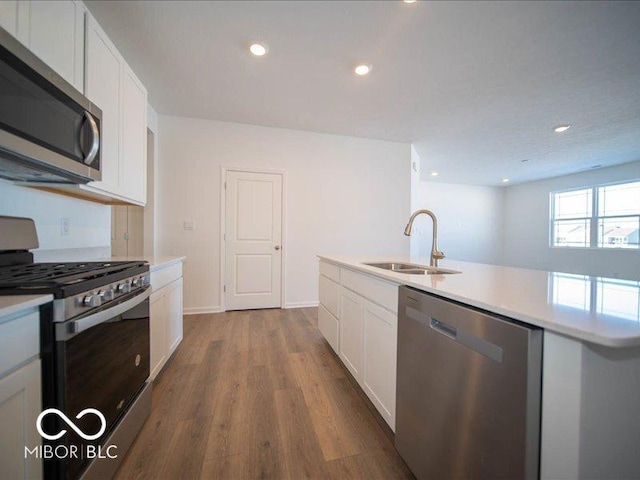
115, 308, 414, 480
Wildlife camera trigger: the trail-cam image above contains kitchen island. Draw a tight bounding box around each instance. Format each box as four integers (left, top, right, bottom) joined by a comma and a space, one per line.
318, 254, 640, 480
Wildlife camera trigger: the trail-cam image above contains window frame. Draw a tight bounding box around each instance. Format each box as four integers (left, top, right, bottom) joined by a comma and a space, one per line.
550, 179, 640, 250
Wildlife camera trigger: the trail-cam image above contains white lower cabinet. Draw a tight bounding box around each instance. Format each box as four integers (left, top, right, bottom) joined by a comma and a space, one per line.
0, 360, 42, 480
149, 272, 183, 381
339, 286, 365, 384
0, 306, 44, 480
363, 299, 397, 430
318, 260, 398, 430
318, 304, 339, 354
318, 272, 340, 354
149, 291, 168, 381
167, 278, 184, 353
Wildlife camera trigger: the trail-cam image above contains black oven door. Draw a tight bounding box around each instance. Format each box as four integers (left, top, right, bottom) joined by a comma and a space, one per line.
50, 287, 150, 480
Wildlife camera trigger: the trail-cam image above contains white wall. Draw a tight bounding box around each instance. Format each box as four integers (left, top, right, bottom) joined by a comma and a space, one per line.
0, 180, 111, 251
410, 179, 505, 264
409, 145, 422, 256
502, 161, 640, 280
156, 115, 410, 313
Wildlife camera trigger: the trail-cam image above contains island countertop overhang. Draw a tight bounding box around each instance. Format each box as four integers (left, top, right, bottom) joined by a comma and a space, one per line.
318, 254, 640, 348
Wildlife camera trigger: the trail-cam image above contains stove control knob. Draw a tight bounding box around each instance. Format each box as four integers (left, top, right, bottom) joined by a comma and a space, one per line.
82, 295, 102, 308
100, 288, 115, 302
117, 282, 131, 294
142, 275, 150, 286
132, 277, 142, 288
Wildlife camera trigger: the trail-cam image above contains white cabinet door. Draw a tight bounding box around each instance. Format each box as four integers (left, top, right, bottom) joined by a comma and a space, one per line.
0, 360, 42, 480
26, 0, 84, 91
150, 276, 183, 380
149, 291, 168, 381
319, 274, 339, 318
85, 15, 120, 194
318, 304, 339, 354
339, 287, 364, 384
363, 299, 397, 431
167, 278, 183, 354
120, 65, 147, 203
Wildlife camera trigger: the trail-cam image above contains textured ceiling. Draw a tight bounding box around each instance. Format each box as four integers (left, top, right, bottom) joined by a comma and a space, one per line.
85, 0, 640, 186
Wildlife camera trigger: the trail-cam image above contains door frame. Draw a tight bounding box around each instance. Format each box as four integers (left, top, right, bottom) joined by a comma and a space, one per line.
219, 166, 287, 312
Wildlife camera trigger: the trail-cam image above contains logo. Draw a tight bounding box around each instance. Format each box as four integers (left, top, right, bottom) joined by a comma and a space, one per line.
26, 408, 117, 461
36, 408, 107, 440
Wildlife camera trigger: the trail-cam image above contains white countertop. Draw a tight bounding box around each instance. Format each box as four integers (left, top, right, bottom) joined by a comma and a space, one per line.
318, 254, 640, 348
0, 294, 53, 318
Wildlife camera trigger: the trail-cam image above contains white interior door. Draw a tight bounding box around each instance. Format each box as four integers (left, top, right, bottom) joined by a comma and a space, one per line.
225, 170, 283, 310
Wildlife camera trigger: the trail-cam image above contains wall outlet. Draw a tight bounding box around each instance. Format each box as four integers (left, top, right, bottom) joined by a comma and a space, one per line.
183, 220, 196, 231
60, 217, 70, 236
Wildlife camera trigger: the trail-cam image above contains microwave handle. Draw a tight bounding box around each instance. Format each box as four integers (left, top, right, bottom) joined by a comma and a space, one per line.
57, 287, 151, 341
82, 111, 100, 165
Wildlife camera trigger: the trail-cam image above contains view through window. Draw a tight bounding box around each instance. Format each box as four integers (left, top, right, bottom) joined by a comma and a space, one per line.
551, 180, 640, 249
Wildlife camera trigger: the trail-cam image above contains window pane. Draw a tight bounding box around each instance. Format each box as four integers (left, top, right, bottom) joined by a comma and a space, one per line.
598, 216, 640, 248
553, 219, 590, 247
598, 181, 640, 216
554, 189, 592, 219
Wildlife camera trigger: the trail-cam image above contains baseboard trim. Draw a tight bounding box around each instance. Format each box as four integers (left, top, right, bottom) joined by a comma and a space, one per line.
183, 306, 222, 315
283, 301, 319, 309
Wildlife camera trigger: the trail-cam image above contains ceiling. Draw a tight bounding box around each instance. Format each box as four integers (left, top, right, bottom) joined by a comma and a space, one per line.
84, 0, 640, 186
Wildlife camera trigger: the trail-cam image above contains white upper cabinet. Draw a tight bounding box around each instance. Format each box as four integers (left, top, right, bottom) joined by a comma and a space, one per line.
84, 11, 147, 205
120, 65, 147, 203
0, 1, 84, 92
85, 14, 120, 191
26, 1, 85, 91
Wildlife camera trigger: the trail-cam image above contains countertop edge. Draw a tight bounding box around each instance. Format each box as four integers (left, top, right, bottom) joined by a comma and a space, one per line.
317, 255, 640, 348
148, 256, 186, 271
0, 294, 53, 319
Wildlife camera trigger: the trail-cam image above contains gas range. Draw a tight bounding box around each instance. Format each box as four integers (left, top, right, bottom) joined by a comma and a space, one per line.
0, 215, 152, 480
0, 260, 150, 321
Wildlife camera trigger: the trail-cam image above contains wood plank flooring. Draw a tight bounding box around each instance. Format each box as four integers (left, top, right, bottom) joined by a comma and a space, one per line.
115, 308, 414, 480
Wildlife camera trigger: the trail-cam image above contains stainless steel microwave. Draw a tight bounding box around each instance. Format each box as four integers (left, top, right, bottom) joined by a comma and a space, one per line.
0, 26, 102, 184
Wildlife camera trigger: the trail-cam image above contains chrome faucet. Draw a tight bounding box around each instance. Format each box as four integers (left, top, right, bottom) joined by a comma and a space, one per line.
404, 209, 445, 267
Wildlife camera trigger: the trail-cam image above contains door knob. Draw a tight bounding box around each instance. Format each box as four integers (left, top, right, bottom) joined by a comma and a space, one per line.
275, 245, 281, 251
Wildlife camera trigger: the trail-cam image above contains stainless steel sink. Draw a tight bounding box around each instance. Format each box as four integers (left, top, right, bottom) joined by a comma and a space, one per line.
363, 262, 461, 275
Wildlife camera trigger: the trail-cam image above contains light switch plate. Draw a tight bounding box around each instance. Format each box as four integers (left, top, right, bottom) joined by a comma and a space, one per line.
60, 217, 70, 236
183, 220, 196, 231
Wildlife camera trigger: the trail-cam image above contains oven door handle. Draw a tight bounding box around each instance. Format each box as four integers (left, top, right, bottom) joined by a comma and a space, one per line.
57, 287, 151, 341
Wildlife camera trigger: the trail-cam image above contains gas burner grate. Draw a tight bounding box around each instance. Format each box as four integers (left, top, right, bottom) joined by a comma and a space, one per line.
0, 261, 145, 288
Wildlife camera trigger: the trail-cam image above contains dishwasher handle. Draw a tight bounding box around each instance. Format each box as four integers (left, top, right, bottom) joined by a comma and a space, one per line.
430, 318, 457, 339
406, 305, 504, 363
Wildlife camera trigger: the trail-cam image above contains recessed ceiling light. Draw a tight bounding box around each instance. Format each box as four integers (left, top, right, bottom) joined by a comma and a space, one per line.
403, 0, 417, 3
430, 171, 439, 177
553, 124, 571, 133
354, 64, 372, 76
249, 43, 268, 56
502, 178, 510, 183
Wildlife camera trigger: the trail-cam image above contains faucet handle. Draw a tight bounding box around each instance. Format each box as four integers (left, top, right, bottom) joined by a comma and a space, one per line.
433, 250, 446, 260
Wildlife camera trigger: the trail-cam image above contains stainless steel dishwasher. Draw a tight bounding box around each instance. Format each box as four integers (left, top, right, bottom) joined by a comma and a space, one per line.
396, 286, 542, 480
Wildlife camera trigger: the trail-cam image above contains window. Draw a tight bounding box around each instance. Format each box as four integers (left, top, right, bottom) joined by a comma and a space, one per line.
551, 180, 640, 249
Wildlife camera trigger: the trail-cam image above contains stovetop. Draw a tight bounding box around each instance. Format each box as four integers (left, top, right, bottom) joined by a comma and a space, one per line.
0, 261, 148, 298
